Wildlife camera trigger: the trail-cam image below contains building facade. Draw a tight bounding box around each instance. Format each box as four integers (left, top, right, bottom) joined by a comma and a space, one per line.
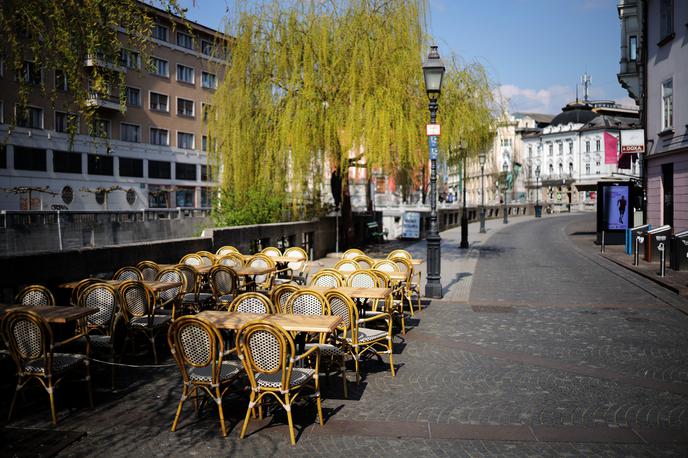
0, 5, 226, 211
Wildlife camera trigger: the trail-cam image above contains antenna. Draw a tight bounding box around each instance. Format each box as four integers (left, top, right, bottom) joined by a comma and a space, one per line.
581, 72, 591, 102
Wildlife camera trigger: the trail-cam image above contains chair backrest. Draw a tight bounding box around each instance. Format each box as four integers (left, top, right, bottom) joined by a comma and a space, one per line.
180, 253, 203, 267
136, 261, 160, 281
271, 284, 298, 313
196, 251, 216, 266
168, 315, 224, 384
216, 245, 240, 257
247, 254, 276, 286
209, 265, 238, 298
353, 255, 374, 269
217, 253, 245, 269
309, 269, 343, 288
70, 278, 100, 306
119, 280, 154, 320
15, 285, 55, 307
113, 266, 143, 281
78, 283, 119, 333
387, 249, 412, 260
236, 321, 295, 391
371, 270, 391, 288
3, 310, 52, 371
285, 289, 328, 315
283, 247, 308, 272
346, 269, 379, 288
324, 290, 357, 339
390, 256, 413, 282
260, 247, 282, 258
372, 259, 399, 273
155, 268, 186, 306
229, 292, 274, 314
343, 248, 365, 260
176, 264, 199, 294
334, 259, 360, 273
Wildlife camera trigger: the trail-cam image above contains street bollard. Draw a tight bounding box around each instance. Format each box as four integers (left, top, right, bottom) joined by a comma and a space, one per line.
601, 231, 605, 253
634, 235, 644, 266
657, 235, 667, 277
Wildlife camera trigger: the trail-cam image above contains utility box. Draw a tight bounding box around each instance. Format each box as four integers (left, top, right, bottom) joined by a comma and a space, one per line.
645, 225, 671, 262
670, 230, 688, 271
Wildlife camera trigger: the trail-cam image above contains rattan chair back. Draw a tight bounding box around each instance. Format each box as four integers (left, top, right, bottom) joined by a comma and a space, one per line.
209, 265, 238, 298
229, 292, 274, 314
309, 269, 343, 287
372, 259, 399, 273
271, 284, 299, 313
334, 259, 360, 273
371, 270, 391, 288
78, 283, 119, 333
236, 320, 295, 388
285, 288, 328, 315
390, 256, 413, 282
155, 267, 186, 307
260, 246, 282, 258
136, 261, 160, 281
168, 315, 224, 381
324, 290, 358, 339
352, 255, 375, 269
180, 253, 203, 267
346, 269, 380, 288
113, 266, 143, 281
196, 251, 216, 266
15, 285, 55, 307
216, 245, 240, 257
387, 249, 412, 260
342, 248, 365, 260
119, 280, 155, 321
3, 310, 51, 369
70, 278, 100, 306
247, 253, 275, 287
217, 253, 245, 268
283, 247, 308, 271
176, 264, 199, 294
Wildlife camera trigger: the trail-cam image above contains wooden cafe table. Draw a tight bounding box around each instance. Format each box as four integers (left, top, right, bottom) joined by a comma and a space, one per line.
231, 265, 277, 291
196, 310, 341, 334
0, 304, 97, 323
59, 279, 182, 294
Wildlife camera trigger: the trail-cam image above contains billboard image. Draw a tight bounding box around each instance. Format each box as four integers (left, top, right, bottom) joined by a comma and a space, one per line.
603, 185, 629, 230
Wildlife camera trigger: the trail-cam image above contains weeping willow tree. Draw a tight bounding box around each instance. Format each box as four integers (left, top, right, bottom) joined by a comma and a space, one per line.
210, 0, 496, 241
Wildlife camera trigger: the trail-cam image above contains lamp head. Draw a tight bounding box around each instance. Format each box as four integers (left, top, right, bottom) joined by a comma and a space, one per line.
422, 45, 445, 101
478, 152, 486, 165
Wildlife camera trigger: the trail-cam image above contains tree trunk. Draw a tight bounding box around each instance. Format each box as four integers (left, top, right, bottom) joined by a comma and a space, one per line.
341, 172, 354, 248
366, 174, 373, 213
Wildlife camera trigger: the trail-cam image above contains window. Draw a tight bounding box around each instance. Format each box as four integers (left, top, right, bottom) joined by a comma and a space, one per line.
150, 57, 168, 77
201, 39, 214, 56
16, 106, 43, 129
150, 127, 169, 146
177, 98, 194, 117
202, 103, 213, 122
177, 131, 194, 149
176, 64, 194, 84
595, 139, 601, 151
629, 36, 638, 61
18, 61, 41, 85
558, 143, 563, 155
585, 141, 590, 153
548, 144, 553, 156
585, 163, 590, 174
91, 118, 110, 138
14, 147, 47, 171
119, 157, 143, 177
201, 71, 217, 89
55, 112, 77, 133
148, 160, 171, 179
201, 165, 208, 181
120, 123, 140, 142
201, 187, 211, 207
0, 145, 5, 169
177, 31, 193, 49
661, 79, 673, 130
202, 135, 207, 152
88, 154, 114, 176
125, 87, 141, 107
568, 141, 573, 154
659, 0, 674, 44
176, 187, 195, 207
528, 146, 532, 157
176, 162, 197, 180
152, 23, 168, 41
120, 49, 141, 69
53, 150, 82, 174
149, 92, 169, 112
55, 70, 68, 91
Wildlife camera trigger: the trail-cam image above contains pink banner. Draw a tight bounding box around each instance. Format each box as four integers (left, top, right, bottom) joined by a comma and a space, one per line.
604, 132, 618, 165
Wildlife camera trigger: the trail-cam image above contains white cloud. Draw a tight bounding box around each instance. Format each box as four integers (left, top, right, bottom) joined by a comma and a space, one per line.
496, 84, 574, 114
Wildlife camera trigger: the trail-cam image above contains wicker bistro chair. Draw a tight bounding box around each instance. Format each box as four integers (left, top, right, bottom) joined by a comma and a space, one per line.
309, 269, 344, 288
217, 253, 245, 269
261, 247, 292, 285
69, 278, 100, 306
196, 251, 216, 266
334, 259, 360, 275
285, 289, 328, 316
342, 248, 365, 260
228, 292, 275, 314
113, 266, 143, 281
15, 285, 55, 307
387, 249, 412, 260
216, 245, 240, 257
245, 254, 276, 292
372, 259, 399, 273
168, 315, 244, 437
271, 284, 299, 314
260, 246, 282, 258
137, 261, 160, 281
155, 267, 186, 318
4, 310, 93, 425
236, 321, 323, 445
352, 255, 375, 270
391, 256, 422, 312
283, 247, 310, 285
180, 253, 203, 267
177, 264, 214, 315
120, 281, 172, 364
209, 265, 239, 308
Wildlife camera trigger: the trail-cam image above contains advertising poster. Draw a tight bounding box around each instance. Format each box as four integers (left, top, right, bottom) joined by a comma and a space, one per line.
603, 185, 629, 230
401, 212, 421, 239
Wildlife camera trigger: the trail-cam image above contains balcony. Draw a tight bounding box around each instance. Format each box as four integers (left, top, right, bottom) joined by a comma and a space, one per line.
84, 54, 126, 73
85, 91, 121, 111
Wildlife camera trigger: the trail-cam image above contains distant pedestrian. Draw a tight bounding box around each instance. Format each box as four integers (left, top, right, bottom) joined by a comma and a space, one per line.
617, 195, 627, 224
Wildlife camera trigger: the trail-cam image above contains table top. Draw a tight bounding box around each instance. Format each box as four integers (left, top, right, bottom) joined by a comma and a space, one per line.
371, 258, 423, 266
386, 272, 409, 281
196, 311, 342, 333
298, 285, 392, 300
59, 279, 181, 293
232, 265, 277, 276
0, 305, 97, 323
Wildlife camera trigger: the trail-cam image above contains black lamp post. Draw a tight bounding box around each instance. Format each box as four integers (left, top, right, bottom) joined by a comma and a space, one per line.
459, 146, 469, 249
423, 45, 445, 299
502, 161, 509, 224
479, 152, 486, 233
534, 165, 541, 218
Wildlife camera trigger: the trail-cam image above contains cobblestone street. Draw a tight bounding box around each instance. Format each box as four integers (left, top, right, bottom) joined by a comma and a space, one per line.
2, 213, 688, 457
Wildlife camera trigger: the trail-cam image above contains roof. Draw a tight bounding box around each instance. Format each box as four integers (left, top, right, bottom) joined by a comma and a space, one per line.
514, 112, 554, 124
549, 102, 598, 126
579, 115, 641, 132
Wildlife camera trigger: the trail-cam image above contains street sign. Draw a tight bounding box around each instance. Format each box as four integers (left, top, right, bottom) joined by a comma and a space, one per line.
426, 124, 440, 136
428, 135, 439, 160
401, 211, 421, 239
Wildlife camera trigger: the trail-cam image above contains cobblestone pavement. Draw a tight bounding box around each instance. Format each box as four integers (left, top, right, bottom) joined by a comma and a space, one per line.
2, 213, 688, 457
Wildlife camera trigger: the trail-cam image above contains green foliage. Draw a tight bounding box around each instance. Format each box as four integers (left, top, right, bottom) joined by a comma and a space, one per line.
213, 186, 285, 227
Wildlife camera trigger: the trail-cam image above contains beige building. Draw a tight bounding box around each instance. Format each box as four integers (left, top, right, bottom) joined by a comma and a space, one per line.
0, 4, 227, 210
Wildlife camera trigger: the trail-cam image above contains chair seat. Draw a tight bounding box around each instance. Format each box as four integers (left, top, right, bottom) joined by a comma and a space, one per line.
23, 353, 86, 374
272, 278, 293, 286
189, 361, 242, 382
217, 294, 234, 303
75, 334, 113, 349
348, 327, 388, 344
182, 293, 214, 303
130, 315, 171, 328
304, 343, 344, 356
256, 368, 315, 388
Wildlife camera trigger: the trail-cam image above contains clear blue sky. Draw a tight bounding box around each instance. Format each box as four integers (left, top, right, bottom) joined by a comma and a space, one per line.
176, 0, 630, 115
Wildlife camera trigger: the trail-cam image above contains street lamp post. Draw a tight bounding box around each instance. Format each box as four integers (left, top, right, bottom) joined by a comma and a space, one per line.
479, 152, 486, 233
503, 162, 509, 224
459, 147, 469, 249
534, 165, 541, 218
422, 45, 445, 299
